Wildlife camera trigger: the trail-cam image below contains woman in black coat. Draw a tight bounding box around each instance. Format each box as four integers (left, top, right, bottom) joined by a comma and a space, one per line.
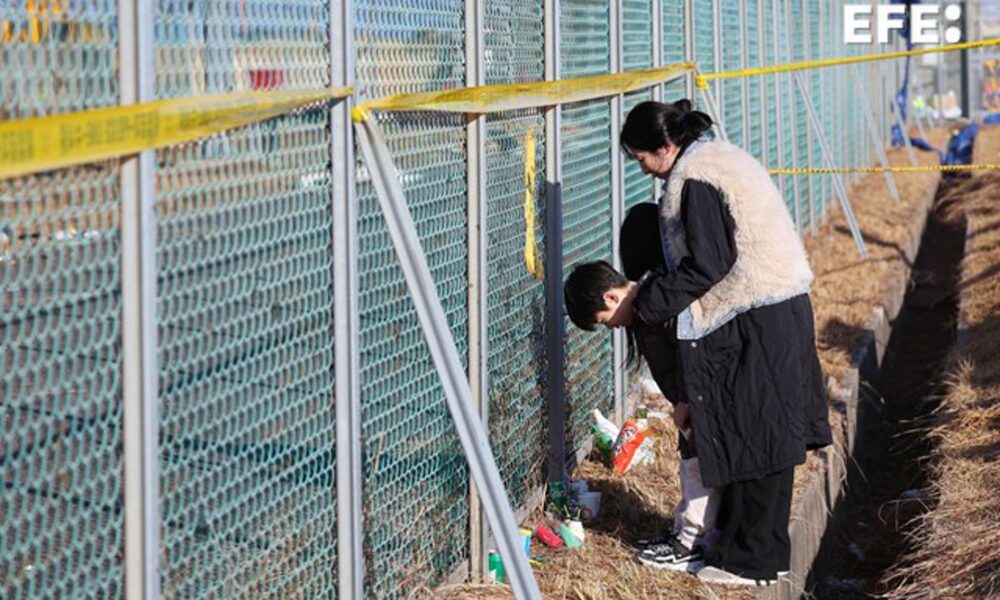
566, 100, 832, 586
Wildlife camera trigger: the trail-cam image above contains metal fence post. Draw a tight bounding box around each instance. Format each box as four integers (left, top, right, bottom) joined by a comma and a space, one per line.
544, 0, 567, 487
802, 0, 815, 230
739, 0, 750, 151
684, 0, 695, 99
782, 0, 801, 232
610, 0, 625, 424
119, 1, 161, 598
332, 0, 364, 597
757, 0, 768, 168
652, 0, 663, 104
651, 0, 663, 203
712, 0, 723, 127
465, 0, 490, 581
937, 19, 945, 125
772, 0, 786, 197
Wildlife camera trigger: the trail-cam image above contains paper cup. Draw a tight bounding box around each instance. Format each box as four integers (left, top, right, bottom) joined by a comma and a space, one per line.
578, 491, 602, 520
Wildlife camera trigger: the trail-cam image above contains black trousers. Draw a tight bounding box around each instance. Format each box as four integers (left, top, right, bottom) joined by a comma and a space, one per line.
709, 467, 794, 580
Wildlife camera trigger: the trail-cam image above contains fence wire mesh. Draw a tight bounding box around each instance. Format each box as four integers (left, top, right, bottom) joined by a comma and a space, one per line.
789, 0, 809, 230
693, 0, 716, 124
1, 2, 124, 598
354, 2, 470, 597
806, 0, 821, 224
484, 0, 548, 512
153, 2, 337, 598
721, 0, 743, 148
623, 0, 652, 212
560, 0, 615, 449
763, 0, 779, 172
776, 3, 796, 219
745, 0, 763, 160
661, 0, 686, 100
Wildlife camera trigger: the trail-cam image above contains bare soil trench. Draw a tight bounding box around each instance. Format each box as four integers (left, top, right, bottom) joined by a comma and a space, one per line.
810, 178, 968, 599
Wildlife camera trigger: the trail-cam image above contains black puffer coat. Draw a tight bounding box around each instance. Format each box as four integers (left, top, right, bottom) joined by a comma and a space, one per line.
633, 180, 832, 488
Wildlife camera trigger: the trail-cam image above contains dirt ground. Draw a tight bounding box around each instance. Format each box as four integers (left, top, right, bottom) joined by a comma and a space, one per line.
879, 126, 1000, 599
812, 172, 966, 599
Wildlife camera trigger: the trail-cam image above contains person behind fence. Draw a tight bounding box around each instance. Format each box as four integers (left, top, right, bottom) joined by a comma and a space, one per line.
601, 202, 722, 571
565, 99, 833, 586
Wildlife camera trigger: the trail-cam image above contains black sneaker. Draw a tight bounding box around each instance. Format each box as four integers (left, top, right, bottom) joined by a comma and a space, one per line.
636, 537, 704, 572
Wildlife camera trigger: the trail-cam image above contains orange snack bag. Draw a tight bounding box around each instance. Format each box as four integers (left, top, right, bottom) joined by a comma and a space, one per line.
611, 419, 646, 475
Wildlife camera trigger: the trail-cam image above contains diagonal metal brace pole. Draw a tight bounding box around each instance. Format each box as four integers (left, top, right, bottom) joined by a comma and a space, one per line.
851, 65, 901, 203
794, 72, 868, 259
353, 116, 542, 600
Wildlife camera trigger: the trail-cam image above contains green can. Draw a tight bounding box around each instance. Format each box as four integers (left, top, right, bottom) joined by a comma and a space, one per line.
488, 550, 505, 583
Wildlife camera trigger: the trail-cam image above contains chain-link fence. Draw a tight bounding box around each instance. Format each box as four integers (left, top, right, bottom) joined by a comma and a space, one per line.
153, 2, 338, 597
0, 0, 947, 598
1, 2, 124, 598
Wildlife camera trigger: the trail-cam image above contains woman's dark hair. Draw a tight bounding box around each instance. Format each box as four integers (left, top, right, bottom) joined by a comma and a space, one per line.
619, 202, 665, 281
564, 260, 627, 331
620, 99, 713, 155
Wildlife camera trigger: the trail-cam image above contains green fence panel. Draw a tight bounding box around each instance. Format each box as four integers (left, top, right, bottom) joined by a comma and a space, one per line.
561, 0, 614, 449
484, 0, 548, 511
661, 0, 687, 100
746, 0, 763, 160
776, 0, 796, 217
693, 0, 716, 122
0, 3, 124, 598
354, 2, 471, 597
789, 0, 809, 230
808, 0, 823, 222
153, 2, 337, 598
763, 0, 780, 170
623, 0, 653, 211
721, 0, 744, 148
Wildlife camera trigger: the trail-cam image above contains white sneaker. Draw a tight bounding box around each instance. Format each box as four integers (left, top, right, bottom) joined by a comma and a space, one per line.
695, 565, 777, 587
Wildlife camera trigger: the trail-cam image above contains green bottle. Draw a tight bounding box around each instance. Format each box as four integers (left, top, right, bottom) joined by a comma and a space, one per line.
488, 551, 505, 583
591, 422, 613, 460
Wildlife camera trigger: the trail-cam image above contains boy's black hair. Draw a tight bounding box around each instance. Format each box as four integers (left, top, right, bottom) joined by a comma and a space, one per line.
619, 202, 665, 280
564, 260, 628, 331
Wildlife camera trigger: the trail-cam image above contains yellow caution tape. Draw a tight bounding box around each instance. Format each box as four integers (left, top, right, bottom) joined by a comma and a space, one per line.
523, 130, 544, 280
0, 86, 353, 180
768, 163, 1000, 175
697, 38, 1000, 90
352, 63, 695, 122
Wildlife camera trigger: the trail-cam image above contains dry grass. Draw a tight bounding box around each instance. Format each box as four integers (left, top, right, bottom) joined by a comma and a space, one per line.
883, 126, 1000, 599
806, 127, 948, 380
436, 129, 950, 599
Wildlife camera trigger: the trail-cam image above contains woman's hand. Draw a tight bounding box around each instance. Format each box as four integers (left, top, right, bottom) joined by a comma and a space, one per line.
673, 401, 690, 431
